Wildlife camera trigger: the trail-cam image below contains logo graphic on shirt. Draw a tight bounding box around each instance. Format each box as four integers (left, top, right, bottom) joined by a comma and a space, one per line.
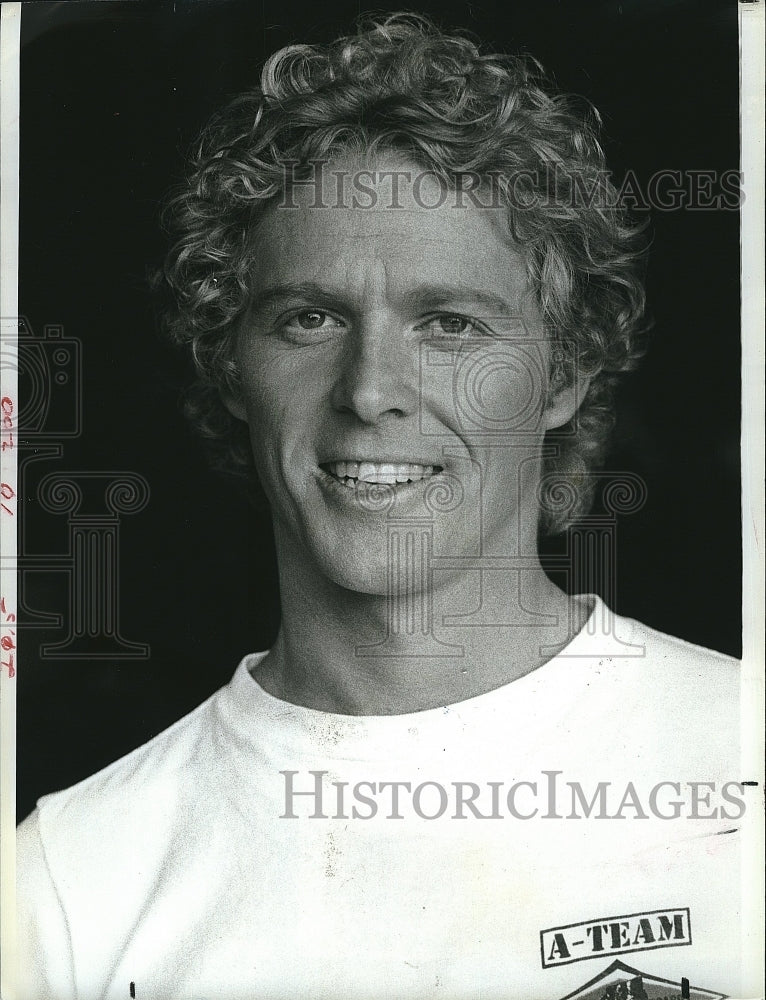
541, 908, 691, 968
556, 958, 727, 999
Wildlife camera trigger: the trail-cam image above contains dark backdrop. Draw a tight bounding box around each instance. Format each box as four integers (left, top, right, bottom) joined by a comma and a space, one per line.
17, 0, 741, 821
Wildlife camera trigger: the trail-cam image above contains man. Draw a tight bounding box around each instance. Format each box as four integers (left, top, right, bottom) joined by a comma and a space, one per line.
17, 14, 752, 1000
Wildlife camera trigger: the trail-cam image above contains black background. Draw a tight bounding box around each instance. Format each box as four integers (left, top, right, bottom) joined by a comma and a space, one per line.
17, 0, 741, 822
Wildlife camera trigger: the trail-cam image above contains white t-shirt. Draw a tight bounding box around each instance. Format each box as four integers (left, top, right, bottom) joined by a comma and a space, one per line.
16, 598, 755, 1000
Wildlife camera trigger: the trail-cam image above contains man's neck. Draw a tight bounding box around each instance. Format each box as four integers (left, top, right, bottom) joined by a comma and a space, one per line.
251, 542, 589, 716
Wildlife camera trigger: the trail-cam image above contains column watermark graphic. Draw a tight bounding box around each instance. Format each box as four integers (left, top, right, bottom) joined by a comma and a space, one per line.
2, 317, 151, 661
348, 323, 648, 661
36, 472, 150, 659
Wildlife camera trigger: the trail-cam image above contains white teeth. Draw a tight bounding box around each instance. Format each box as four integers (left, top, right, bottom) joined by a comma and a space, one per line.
325, 461, 438, 484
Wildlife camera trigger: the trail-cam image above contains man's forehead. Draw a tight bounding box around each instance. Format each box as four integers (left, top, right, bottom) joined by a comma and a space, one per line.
274, 152, 510, 226
251, 154, 528, 301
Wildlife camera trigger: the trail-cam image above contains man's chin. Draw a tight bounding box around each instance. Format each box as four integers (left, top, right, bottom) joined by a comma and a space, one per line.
311, 549, 391, 598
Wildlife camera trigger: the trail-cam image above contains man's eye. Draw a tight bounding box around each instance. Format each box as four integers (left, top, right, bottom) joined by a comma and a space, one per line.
293, 310, 336, 330
418, 314, 486, 338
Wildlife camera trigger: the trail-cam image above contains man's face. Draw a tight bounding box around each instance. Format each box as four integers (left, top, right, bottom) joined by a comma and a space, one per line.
226, 156, 577, 595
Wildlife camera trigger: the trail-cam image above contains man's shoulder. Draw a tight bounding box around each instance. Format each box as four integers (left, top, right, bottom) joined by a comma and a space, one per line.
620, 617, 740, 672
627, 614, 739, 718
557, 601, 741, 771
571, 598, 739, 700
617, 611, 739, 681
598, 606, 738, 701
18, 683, 225, 863
585, 607, 742, 771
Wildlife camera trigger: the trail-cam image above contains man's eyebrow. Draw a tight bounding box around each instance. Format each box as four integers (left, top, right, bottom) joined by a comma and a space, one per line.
407, 283, 520, 317
248, 282, 336, 314
248, 281, 522, 318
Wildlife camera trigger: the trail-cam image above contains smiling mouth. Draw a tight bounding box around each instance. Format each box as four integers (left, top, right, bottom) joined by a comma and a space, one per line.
321, 461, 443, 487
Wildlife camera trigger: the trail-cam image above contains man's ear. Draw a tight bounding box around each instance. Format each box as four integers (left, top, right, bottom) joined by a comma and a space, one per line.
220, 387, 248, 422
543, 373, 593, 431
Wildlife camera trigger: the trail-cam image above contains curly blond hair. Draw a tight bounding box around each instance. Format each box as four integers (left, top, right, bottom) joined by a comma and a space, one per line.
158, 13, 649, 532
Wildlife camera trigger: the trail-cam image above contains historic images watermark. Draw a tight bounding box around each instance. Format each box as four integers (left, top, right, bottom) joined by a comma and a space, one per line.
280, 771, 748, 821
277, 162, 743, 213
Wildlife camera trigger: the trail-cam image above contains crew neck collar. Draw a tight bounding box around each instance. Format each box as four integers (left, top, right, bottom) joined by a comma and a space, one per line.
214, 594, 617, 763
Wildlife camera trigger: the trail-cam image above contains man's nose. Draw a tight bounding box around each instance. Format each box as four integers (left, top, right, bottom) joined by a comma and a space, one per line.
330, 317, 418, 424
